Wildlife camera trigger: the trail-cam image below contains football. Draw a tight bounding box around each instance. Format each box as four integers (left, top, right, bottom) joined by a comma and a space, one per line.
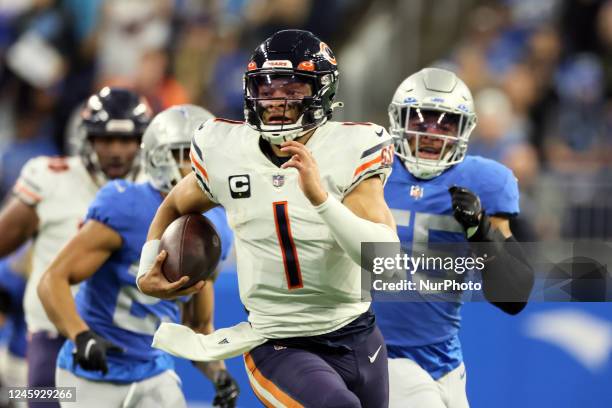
159, 214, 222, 288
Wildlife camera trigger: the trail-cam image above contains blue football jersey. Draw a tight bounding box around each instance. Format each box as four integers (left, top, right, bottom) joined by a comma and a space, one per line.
373, 156, 519, 379
57, 180, 233, 383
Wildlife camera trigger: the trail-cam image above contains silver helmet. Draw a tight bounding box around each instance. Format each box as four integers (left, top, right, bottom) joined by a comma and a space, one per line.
388, 68, 477, 179
141, 104, 214, 192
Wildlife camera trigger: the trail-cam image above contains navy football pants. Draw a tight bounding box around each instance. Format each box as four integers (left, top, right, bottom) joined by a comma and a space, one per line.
27, 331, 66, 408
245, 326, 389, 408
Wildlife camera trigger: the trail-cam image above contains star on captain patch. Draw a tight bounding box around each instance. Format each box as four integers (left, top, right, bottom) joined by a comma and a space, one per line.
410, 185, 424, 199
272, 174, 285, 188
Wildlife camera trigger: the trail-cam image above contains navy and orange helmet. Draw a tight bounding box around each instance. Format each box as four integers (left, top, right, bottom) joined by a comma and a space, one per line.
244, 29, 340, 143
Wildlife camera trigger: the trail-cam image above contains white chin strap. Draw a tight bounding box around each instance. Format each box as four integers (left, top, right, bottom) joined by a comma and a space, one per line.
260, 128, 307, 145
260, 117, 327, 145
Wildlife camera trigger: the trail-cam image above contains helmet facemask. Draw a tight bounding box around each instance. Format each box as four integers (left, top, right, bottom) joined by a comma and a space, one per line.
389, 104, 476, 179
81, 133, 142, 187
145, 142, 191, 193
244, 71, 332, 144
81, 139, 109, 187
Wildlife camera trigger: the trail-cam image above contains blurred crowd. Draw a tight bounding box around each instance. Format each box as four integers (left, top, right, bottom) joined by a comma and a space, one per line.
433, 0, 612, 240
0, 0, 367, 195
0, 0, 610, 240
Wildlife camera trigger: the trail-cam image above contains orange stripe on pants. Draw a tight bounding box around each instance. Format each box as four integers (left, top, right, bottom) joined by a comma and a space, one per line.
244, 352, 304, 408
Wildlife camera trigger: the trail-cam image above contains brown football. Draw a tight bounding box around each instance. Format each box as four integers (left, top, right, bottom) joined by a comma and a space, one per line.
159, 214, 222, 288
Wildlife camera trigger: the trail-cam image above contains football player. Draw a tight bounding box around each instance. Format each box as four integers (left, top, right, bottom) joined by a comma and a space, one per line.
138, 30, 399, 407
374, 68, 534, 407
0, 87, 150, 407
38, 105, 239, 408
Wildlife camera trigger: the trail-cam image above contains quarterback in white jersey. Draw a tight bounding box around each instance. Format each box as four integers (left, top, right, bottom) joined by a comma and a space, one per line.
138, 30, 398, 407
193, 118, 393, 338
0, 87, 151, 404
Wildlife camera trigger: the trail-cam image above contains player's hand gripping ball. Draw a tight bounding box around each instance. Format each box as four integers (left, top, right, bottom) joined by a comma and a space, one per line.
160, 214, 222, 288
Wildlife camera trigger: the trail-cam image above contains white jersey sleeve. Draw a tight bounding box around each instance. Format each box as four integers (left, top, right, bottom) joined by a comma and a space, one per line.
340, 123, 394, 197
190, 119, 219, 203
13, 156, 60, 206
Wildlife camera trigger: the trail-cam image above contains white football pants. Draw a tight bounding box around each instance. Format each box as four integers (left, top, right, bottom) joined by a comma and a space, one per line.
56, 368, 186, 408
389, 358, 469, 408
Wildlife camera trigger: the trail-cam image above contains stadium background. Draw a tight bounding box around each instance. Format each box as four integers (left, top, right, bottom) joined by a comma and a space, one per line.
0, 0, 610, 407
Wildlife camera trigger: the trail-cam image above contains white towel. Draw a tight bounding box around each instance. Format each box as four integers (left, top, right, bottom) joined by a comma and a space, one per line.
151, 321, 267, 361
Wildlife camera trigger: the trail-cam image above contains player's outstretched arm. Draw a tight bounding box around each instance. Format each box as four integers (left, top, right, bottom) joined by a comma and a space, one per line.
0, 197, 39, 257
280, 140, 398, 266
38, 220, 121, 340
481, 216, 534, 315
138, 173, 216, 299
450, 187, 534, 315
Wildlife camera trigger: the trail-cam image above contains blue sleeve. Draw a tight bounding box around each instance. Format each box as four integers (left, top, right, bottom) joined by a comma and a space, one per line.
477, 161, 520, 216
85, 180, 137, 244
203, 207, 233, 261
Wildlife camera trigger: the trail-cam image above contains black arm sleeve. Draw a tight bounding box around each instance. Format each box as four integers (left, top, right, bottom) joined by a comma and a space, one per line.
478, 234, 535, 315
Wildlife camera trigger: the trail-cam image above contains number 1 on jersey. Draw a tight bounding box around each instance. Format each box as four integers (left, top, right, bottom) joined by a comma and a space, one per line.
273, 201, 303, 289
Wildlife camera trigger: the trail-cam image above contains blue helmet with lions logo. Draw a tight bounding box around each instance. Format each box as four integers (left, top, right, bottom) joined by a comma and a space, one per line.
244, 29, 341, 144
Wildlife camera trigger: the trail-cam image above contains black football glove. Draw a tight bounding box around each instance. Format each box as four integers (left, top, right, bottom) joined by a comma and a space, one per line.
212, 369, 239, 408
73, 330, 123, 375
449, 186, 492, 242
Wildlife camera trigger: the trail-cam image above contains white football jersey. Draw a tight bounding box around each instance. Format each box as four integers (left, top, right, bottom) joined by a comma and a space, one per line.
191, 119, 394, 338
14, 156, 99, 333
